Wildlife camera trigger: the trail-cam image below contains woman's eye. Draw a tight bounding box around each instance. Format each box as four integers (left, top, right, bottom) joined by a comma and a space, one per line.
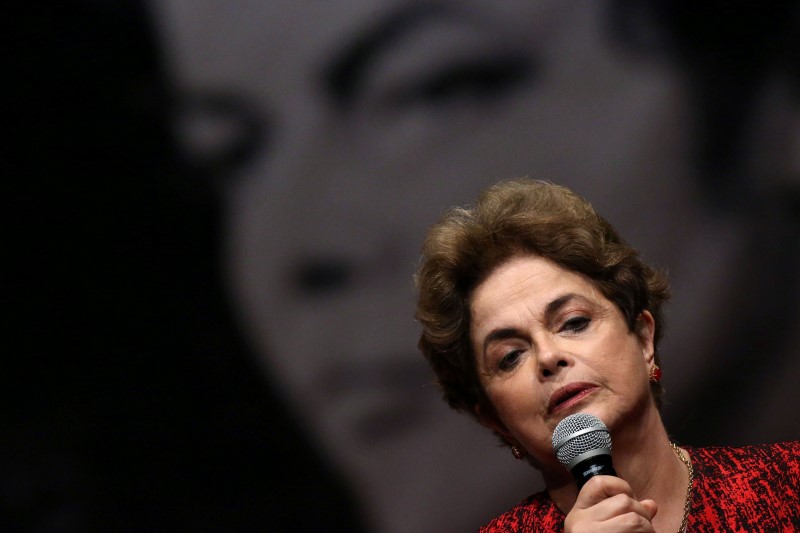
562, 316, 590, 333
498, 350, 523, 371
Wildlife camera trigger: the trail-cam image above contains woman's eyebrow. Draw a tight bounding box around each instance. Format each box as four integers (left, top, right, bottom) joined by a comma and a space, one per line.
544, 292, 589, 317
544, 293, 592, 320
321, 4, 455, 107
481, 294, 589, 349
482, 327, 525, 355
545, 294, 575, 316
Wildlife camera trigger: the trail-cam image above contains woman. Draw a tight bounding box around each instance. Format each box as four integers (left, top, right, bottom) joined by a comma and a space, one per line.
414, 178, 800, 532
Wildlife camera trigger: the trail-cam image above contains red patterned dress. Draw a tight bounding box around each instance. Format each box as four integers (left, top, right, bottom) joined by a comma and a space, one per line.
479, 441, 800, 532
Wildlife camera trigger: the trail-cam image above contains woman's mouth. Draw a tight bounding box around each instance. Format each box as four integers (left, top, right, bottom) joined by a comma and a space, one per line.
548, 382, 598, 414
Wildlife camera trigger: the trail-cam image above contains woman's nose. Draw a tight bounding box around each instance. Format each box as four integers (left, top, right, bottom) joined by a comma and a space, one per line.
534, 335, 570, 378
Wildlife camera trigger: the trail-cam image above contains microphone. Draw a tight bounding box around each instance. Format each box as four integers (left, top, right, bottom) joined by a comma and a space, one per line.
551, 413, 616, 490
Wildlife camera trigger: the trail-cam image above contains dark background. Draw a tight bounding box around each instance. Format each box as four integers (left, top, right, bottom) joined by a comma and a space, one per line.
7, 1, 800, 531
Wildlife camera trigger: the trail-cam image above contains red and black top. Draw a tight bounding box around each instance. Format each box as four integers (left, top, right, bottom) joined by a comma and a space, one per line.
479, 441, 800, 532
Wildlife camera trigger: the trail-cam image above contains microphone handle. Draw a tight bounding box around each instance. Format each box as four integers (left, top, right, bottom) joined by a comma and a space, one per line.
570, 454, 617, 490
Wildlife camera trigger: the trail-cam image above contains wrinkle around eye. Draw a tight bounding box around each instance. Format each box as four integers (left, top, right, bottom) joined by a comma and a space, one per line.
560, 316, 591, 333
498, 349, 524, 372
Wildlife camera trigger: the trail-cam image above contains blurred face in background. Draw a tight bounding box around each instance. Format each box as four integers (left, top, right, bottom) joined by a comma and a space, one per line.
159, 1, 702, 531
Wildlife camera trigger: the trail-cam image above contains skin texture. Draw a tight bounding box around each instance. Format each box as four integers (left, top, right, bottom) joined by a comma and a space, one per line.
471, 254, 656, 472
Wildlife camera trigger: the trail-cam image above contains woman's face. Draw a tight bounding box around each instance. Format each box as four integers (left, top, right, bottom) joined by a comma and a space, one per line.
160, 0, 695, 530
470, 254, 656, 473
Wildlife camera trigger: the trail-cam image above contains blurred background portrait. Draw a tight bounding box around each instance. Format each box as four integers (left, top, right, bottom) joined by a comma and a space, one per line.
10, 0, 800, 531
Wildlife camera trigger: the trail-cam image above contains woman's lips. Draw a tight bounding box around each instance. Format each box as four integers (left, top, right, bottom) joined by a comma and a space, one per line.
548, 382, 598, 414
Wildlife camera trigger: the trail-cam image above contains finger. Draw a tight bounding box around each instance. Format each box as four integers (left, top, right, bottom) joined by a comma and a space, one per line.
602, 511, 656, 532
640, 499, 658, 520
574, 475, 635, 509
590, 493, 658, 523
565, 495, 657, 533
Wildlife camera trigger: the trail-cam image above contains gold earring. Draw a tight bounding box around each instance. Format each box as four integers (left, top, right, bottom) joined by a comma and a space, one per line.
511, 445, 524, 460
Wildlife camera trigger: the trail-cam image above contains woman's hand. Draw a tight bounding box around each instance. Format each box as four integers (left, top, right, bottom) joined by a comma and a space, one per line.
564, 476, 658, 532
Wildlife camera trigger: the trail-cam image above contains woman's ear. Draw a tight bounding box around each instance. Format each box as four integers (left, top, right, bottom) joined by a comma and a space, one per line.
637, 310, 656, 364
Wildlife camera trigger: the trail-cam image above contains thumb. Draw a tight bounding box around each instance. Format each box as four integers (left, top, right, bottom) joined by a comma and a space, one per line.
640, 499, 658, 520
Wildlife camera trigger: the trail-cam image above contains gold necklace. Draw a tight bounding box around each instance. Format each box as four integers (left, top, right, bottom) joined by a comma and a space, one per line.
671, 442, 694, 533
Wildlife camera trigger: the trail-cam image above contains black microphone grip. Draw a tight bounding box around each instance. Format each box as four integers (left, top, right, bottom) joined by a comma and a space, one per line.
570, 453, 617, 490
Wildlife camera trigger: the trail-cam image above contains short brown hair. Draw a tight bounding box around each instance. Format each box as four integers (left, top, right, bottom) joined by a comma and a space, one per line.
414, 178, 670, 422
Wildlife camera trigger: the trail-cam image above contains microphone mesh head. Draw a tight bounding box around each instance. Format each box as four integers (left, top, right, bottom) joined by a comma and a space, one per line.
551, 413, 612, 468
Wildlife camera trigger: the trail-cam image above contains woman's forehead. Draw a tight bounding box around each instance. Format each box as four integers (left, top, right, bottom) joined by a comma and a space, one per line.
471, 256, 602, 321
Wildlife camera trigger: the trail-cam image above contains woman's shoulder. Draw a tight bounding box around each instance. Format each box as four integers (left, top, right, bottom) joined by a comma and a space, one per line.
687, 440, 800, 485
685, 440, 800, 529
688, 440, 800, 471
478, 491, 565, 533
